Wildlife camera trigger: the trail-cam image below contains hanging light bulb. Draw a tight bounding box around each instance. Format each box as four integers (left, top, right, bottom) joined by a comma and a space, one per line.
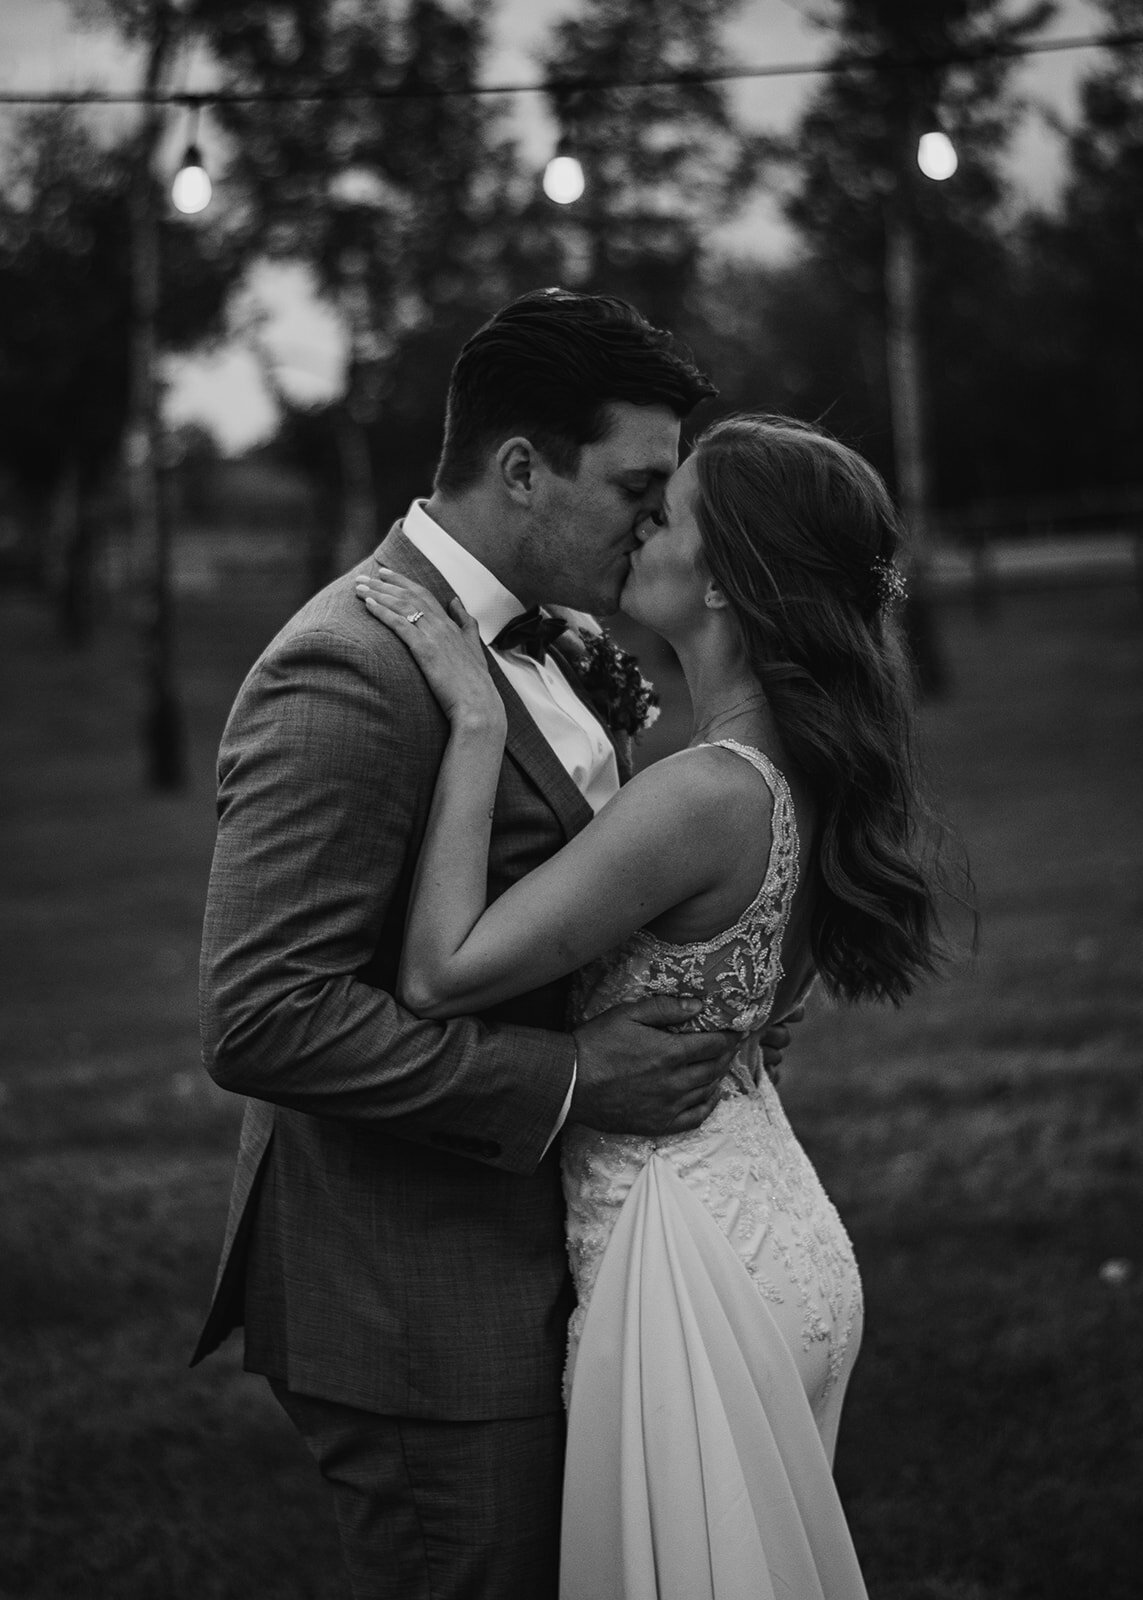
917, 129, 958, 182
172, 143, 212, 213
543, 152, 585, 206
172, 102, 212, 214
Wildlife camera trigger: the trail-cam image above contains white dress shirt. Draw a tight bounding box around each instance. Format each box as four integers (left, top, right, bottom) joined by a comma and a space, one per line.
401, 500, 621, 1145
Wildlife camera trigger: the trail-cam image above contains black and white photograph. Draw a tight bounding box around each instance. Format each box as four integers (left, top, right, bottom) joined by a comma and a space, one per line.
1, 2, 1140, 1597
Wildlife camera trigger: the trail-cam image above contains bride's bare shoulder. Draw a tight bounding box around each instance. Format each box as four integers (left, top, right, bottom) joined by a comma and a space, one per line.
612, 743, 775, 842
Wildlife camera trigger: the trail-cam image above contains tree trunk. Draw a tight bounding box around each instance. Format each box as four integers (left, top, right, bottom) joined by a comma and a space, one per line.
128, 3, 187, 790
884, 201, 947, 698
60, 486, 99, 649
44, 459, 78, 629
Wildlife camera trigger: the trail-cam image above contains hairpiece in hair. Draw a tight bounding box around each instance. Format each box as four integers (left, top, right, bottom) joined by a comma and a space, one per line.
871, 556, 907, 611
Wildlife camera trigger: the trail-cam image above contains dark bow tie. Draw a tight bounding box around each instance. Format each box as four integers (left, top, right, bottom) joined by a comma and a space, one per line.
492, 607, 567, 662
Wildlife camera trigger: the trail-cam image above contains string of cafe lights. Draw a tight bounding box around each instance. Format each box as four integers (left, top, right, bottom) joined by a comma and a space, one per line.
2, 27, 1139, 214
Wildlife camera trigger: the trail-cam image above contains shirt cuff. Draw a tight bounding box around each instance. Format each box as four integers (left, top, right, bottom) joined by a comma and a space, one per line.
540, 1044, 577, 1157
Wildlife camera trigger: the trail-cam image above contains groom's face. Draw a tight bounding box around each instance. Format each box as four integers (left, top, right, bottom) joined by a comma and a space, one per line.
528, 402, 680, 614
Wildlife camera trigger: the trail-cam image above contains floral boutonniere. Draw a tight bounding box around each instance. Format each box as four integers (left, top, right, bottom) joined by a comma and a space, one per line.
547, 608, 660, 738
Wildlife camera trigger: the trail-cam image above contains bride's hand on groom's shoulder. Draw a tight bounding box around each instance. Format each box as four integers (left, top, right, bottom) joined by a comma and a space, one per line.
355, 568, 505, 736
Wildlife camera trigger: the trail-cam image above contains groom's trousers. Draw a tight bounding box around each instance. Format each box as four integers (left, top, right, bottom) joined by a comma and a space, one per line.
271, 1381, 564, 1600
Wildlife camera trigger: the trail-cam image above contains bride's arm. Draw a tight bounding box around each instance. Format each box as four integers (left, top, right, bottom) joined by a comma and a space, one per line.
356, 571, 735, 1019
402, 755, 727, 1017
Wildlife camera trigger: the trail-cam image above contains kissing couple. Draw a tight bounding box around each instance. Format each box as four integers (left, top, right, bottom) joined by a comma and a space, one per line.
193, 289, 942, 1599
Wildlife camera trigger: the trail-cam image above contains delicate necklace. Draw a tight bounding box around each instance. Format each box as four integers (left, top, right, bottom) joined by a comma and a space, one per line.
691, 691, 769, 745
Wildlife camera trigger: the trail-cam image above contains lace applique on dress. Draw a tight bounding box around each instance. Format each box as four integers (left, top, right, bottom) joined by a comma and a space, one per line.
614, 739, 799, 1037
561, 741, 864, 1432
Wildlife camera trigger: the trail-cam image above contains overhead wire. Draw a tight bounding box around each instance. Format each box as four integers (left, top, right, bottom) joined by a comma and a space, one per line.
0, 29, 1139, 107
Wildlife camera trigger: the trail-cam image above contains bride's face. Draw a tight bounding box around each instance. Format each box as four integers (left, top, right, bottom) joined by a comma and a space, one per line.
620, 454, 712, 636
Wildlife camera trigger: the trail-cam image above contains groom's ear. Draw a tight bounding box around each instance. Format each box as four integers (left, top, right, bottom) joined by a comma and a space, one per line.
497, 437, 538, 504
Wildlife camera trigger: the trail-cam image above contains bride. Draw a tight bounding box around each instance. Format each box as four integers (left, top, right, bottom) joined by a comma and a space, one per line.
356, 414, 944, 1599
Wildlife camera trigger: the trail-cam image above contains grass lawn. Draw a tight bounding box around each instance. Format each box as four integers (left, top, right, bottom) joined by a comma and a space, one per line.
1, 573, 1140, 1599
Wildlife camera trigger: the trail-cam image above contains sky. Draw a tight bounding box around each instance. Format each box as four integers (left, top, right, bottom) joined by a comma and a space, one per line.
0, 0, 1108, 452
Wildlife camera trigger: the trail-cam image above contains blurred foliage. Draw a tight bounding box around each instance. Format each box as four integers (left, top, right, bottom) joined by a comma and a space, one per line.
244, 0, 775, 534
3, 0, 1142, 592
0, 100, 241, 650
0, 107, 238, 499
673, 2, 1142, 523
70, 0, 172, 38
242, 0, 1143, 539
987, 0, 1143, 496
184, 0, 567, 568
684, 254, 872, 438
196, 0, 535, 318
537, 0, 766, 332
756, 0, 1057, 505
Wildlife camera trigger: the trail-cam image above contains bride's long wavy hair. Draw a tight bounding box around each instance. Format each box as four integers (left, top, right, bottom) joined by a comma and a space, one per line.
692, 414, 958, 1004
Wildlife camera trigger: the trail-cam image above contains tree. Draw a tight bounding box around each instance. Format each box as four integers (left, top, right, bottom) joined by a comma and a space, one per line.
1019, 2, 1143, 493
0, 106, 237, 642
685, 256, 883, 443
774, 0, 1054, 691
538, 0, 766, 336
781, 1, 1053, 491
190, 0, 539, 578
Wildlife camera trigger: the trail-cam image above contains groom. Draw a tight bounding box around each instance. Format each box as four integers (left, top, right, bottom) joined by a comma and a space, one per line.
193, 289, 794, 1599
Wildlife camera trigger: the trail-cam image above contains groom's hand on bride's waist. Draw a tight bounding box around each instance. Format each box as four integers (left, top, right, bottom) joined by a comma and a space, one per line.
570, 996, 740, 1137
755, 1003, 805, 1088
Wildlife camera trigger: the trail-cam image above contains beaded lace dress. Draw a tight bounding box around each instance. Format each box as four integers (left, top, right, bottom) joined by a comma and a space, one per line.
559, 742, 868, 1600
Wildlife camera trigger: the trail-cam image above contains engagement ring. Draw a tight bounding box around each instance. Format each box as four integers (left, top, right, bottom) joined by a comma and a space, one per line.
406, 611, 425, 625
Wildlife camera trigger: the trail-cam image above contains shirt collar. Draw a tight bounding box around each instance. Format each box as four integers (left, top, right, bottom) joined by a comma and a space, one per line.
401, 500, 525, 646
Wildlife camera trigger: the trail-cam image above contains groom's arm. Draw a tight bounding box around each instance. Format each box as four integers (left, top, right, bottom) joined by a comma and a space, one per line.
200, 620, 573, 1176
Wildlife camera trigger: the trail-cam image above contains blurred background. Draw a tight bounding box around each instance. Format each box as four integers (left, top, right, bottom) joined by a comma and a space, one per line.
1, 2, 1140, 1596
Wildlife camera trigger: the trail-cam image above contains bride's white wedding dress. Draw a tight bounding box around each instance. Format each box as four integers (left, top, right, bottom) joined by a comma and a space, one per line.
560, 741, 868, 1600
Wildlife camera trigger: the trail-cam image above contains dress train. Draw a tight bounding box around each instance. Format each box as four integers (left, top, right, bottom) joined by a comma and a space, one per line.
560, 1153, 868, 1600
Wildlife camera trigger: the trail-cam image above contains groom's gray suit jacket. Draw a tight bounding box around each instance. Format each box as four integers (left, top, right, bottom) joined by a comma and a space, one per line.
191, 522, 630, 1419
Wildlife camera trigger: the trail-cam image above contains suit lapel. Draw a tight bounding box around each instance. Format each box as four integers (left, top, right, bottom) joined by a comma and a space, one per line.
371, 526, 595, 840
485, 655, 594, 841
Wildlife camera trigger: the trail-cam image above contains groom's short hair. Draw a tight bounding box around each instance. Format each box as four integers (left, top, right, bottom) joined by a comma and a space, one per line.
433, 288, 717, 493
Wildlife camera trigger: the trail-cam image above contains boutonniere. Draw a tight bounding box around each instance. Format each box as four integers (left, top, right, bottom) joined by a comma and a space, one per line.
547, 608, 660, 738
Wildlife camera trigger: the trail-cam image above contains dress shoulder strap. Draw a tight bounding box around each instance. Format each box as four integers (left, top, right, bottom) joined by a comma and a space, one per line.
637, 739, 802, 1010
706, 739, 791, 813
703, 738, 800, 926
704, 739, 794, 832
